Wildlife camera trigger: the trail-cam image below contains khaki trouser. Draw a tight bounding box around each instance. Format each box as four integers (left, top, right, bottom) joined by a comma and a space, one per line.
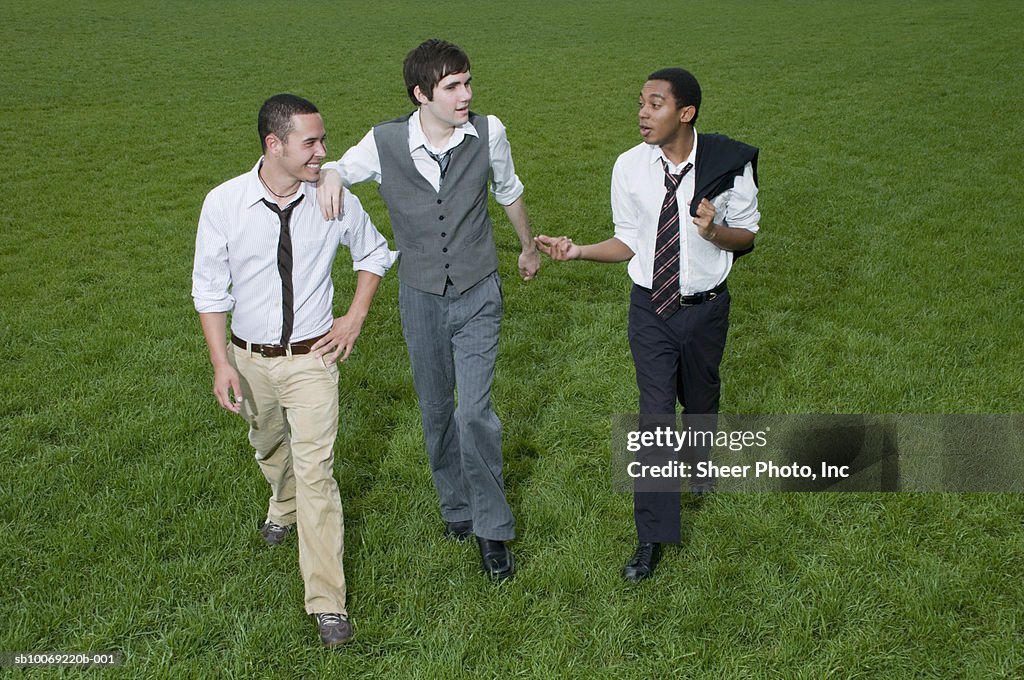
228, 343, 346, 615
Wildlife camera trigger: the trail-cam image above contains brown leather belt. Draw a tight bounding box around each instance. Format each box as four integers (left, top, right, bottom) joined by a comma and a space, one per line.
231, 333, 327, 358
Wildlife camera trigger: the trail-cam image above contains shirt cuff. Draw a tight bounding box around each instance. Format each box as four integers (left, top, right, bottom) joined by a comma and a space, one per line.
492, 178, 525, 206
193, 295, 234, 314
351, 249, 399, 277
612, 233, 637, 254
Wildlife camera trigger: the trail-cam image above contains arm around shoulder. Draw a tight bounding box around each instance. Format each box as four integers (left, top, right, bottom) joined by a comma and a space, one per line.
316, 128, 382, 220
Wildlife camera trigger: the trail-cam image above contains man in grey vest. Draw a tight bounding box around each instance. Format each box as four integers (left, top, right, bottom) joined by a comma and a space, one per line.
317, 39, 540, 579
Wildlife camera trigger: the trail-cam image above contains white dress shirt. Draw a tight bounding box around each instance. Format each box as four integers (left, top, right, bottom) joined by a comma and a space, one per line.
323, 111, 525, 205
192, 159, 398, 344
612, 130, 760, 294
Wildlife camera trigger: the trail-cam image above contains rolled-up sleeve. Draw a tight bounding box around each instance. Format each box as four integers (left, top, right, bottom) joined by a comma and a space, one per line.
610, 156, 639, 253
339, 192, 397, 276
724, 162, 760, 233
191, 193, 235, 313
325, 129, 381, 188
487, 115, 525, 206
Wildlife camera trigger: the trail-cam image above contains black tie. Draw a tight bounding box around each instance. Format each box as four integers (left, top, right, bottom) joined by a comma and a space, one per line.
261, 195, 304, 345
651, 160, 693, 320
425, 148, 452, 184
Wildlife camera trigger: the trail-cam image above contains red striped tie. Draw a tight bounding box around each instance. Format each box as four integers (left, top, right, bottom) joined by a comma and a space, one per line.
651, 160, 693, 319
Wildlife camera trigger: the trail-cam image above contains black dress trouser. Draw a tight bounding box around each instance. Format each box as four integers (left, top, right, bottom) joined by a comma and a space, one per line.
627, 283, 731, 544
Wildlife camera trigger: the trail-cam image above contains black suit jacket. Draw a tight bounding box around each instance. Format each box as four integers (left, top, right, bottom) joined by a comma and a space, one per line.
690, 133, 759, 259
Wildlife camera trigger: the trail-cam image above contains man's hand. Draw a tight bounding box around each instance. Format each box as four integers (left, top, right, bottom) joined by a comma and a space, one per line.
212, 363, 243, 413
312, 314, 366, 364
519, 246, 541, 280
690, 198, 720, 241
316, 168, 346, 220
534, 234, 582, 261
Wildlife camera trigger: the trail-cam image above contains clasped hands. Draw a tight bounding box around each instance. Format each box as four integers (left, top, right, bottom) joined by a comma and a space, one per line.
535, 198, 720, 259
533, 235, 581, 261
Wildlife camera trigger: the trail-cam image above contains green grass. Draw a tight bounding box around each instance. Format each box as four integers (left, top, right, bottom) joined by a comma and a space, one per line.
2, 0, 1024, 677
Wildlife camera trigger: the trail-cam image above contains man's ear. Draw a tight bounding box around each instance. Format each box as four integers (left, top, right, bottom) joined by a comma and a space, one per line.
265, 133, 284, 157
679, 105, 696, 125
413, 84, 431, 105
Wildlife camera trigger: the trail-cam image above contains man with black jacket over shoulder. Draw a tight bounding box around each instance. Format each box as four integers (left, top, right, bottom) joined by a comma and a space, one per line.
535, 68, 760, 582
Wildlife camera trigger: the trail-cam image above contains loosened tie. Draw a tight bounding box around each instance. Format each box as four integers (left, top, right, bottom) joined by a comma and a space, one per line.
650, 160, 693, 320
261, 195, 304, 345
425, 148, 452, 184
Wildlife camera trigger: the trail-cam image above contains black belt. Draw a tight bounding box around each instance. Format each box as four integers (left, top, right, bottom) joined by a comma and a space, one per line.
638, 281, 727, 306
231, 333, 327, 358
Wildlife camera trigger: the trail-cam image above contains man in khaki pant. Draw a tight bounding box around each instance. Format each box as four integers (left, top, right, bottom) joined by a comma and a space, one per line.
192, 94, 396, 647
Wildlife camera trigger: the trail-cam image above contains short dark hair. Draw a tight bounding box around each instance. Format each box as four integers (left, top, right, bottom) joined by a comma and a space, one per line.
257, 94, 319, 152
403, 39, 471, 107
647, 68, 701, 125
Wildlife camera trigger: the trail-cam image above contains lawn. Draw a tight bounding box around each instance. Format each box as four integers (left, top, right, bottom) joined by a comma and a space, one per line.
1, 0, 1023, 677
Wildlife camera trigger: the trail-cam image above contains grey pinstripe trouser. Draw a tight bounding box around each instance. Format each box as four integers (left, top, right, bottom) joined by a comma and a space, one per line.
398, 271, 515, 541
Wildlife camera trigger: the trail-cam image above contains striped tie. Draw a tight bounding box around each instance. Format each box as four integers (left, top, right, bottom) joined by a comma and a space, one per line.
261, 195, 304, 345
425, 148, 452, 184
651, 160, 693, 320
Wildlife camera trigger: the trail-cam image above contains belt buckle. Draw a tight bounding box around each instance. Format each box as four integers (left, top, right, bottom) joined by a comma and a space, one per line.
259, 344, 285, 357
680, 290, 717, 306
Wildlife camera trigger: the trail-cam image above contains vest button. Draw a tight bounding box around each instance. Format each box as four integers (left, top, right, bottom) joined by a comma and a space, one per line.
436, 199, 442, 204
442, 247, 448, 253
445, 263, 450, 269
441, 232, 446, 238
439, 215, 445, 220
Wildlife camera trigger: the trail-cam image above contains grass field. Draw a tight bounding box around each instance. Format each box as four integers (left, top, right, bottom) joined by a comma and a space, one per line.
2, 0, 1024, 677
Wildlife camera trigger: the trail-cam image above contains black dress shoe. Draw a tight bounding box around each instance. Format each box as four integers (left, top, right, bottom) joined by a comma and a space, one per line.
444, 520, 474, 542
476, 537, 515, 580
622, 542, 661, 582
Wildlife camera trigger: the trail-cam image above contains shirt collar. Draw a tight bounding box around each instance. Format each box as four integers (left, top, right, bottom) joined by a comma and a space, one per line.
407, 109, 479, 155
648, 128, 698, 174
243, 157, 308, 209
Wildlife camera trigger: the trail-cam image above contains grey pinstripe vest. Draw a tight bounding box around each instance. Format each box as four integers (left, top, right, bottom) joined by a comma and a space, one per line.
374, 112, 498, 295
